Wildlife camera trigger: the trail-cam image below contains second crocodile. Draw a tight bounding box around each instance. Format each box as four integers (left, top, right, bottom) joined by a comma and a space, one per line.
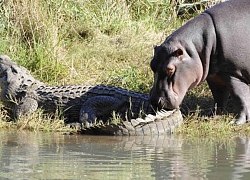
0, 55, 183, 135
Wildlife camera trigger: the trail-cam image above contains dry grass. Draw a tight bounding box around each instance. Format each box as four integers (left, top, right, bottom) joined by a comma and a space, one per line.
15, 110, 75, 132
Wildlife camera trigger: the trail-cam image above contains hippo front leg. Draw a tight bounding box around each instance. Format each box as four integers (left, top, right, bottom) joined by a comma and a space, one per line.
228, 77, 250, 125
79, 96, 127, 127
208, 75, 250, 124
207, 77, 230, 115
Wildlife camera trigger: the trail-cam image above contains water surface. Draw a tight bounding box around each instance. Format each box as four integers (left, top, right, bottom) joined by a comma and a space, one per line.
0, 131, 250, 179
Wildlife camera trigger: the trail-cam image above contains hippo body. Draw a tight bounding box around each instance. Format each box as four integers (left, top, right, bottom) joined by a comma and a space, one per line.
150, 0, 250, 124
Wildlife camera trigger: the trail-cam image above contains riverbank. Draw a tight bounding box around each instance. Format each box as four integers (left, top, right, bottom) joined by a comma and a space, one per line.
1, 0, 249, 137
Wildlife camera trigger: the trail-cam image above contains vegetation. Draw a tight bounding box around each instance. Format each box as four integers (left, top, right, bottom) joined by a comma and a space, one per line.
0, 0, 247, 136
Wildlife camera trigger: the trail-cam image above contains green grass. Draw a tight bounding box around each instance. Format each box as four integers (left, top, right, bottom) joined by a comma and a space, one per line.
1, 0, 181, 87
0, 0, 243, 136
177, 113, 250, 138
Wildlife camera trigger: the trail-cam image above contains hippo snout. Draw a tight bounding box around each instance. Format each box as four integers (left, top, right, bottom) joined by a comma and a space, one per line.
150, 92, 172, 110
150, 88, 180, 110
151, 96, 177, 110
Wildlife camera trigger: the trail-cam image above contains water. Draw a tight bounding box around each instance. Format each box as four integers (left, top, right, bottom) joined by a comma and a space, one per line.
0, 131, 250, 180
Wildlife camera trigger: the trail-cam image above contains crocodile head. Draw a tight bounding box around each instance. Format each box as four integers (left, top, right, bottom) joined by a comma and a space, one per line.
0, 55, 42, 103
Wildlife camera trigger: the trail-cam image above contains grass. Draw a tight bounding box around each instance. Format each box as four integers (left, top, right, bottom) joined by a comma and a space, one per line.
16, 109, 75, 132
0, 0, 245, 137
177, 110, 250, 138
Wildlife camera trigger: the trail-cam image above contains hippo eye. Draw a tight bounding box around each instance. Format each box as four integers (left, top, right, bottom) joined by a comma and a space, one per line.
174, 49, 183, 60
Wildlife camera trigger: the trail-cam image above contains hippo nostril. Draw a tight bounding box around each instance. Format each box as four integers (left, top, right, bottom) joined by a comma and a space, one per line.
166, 65, 175, 77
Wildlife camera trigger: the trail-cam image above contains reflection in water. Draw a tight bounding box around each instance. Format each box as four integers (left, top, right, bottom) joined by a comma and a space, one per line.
0, 131, 249, 179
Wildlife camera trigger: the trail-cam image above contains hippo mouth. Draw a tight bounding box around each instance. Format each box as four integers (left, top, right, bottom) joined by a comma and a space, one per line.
150, 90, 179, 110
158, 96, 178, 109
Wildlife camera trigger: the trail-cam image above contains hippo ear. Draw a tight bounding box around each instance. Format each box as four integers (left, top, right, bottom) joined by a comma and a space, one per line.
153, 45, 160, 55
153, 45, 160, 51
175, 49, 183, 59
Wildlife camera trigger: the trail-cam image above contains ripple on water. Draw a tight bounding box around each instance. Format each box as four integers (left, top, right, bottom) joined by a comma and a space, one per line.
0, 131, 250, 180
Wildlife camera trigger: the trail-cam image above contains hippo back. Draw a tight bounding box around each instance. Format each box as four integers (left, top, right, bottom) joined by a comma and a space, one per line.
205, 0, 250, 79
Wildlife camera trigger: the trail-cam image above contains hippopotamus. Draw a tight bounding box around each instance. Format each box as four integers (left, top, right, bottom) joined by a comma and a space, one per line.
150, 0, 250, 125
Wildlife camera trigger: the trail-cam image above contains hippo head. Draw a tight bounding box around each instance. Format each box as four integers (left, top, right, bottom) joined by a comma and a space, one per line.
150, 42, 203, 110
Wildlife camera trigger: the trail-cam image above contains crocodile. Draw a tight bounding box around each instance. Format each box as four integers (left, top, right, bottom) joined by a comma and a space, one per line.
81, 109, 183, 136
0, 54, 183, 135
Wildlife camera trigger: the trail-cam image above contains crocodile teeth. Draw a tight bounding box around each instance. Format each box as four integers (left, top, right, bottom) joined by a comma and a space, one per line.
134, 118, 145, 124
122, 121, 135, 131
144, 114, 155, 123
130, 119, 140, 127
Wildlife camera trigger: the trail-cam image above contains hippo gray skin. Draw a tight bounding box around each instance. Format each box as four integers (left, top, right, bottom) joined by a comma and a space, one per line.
150, 0, 250, 125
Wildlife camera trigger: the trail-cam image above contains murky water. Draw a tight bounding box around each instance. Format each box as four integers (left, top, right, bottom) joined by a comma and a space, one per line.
0, 131, 250, 180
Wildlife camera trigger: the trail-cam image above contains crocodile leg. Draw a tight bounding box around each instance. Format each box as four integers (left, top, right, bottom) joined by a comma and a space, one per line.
14, 97, 38, 119
79, 96, 127, 127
